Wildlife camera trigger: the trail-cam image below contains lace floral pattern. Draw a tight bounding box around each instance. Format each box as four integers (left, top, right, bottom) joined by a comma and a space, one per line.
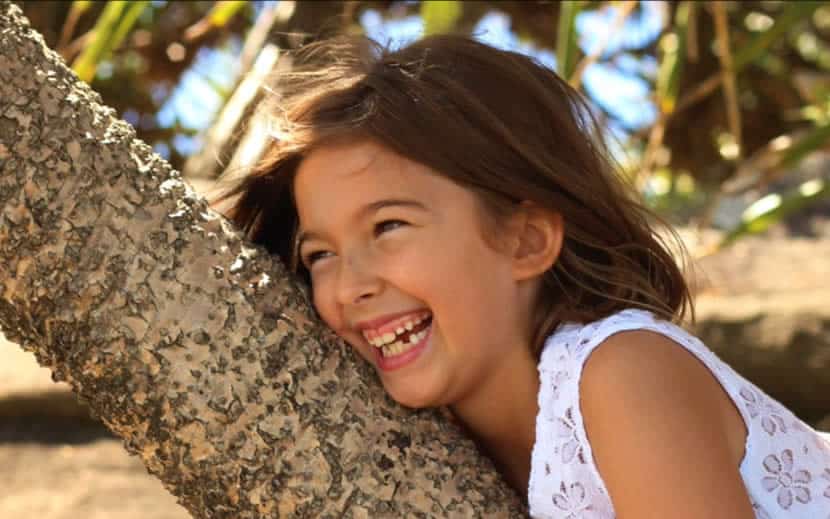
823, 467, 830, 519
528, 309, 830, 519
741, 386, 788, 436
550, 480, 607, 518
751, 497, 773, 519
761, 449, 812, 509
554, 408, 587, 465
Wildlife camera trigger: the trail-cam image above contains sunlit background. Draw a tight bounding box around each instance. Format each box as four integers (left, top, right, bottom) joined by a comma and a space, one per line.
16, 0, 830, 250
3, 3, 830, 518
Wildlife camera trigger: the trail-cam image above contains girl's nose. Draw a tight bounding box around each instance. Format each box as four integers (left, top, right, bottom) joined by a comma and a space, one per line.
335, 254, 382, 306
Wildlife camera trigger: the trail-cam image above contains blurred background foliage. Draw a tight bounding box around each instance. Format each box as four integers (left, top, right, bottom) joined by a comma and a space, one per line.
16, 0, 830, 250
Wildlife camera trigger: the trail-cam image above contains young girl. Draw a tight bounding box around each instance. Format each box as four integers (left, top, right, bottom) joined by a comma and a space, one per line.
213, 35, 830, 518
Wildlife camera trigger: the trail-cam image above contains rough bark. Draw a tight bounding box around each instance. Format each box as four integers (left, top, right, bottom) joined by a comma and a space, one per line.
0, 3, 525, 518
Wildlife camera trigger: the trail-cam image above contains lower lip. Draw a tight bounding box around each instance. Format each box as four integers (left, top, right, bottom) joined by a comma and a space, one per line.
374, 324, 432, 372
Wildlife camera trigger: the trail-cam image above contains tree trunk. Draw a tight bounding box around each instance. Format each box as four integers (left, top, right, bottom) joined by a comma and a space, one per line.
0, 3, 525, 518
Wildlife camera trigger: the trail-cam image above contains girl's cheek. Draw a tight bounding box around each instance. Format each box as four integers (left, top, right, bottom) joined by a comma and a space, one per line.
311, 279, 340, 331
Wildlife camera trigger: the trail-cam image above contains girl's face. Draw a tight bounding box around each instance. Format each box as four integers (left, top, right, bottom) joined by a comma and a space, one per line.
294, 139, 535, 409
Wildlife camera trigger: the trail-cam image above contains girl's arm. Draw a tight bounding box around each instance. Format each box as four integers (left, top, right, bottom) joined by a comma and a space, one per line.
0, 4, 524, 517
581, 330, 756, 519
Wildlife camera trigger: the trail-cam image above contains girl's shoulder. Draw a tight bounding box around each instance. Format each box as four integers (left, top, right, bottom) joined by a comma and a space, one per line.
535, 308, 718, 405
538, 308, 694, 367
529, 308, 830, 518
537, 308, 728, 390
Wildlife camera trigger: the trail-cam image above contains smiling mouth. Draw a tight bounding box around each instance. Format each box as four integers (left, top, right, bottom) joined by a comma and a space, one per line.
362, 313, 433, 358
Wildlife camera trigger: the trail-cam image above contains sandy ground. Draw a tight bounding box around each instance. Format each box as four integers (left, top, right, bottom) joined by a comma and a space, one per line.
0, 423, 189, 519
0, 341, 190, 518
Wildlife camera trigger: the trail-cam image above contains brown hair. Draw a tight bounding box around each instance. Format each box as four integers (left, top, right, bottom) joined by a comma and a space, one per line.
210, 34, 693, 355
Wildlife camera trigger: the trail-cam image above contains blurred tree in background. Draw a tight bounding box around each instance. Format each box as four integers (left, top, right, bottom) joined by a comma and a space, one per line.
16, 0, 830, 247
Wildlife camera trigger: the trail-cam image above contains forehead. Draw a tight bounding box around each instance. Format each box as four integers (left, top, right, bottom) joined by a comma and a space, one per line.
298, 139, 394, 185
293, 139, 502, 246
294, 140, 437, 212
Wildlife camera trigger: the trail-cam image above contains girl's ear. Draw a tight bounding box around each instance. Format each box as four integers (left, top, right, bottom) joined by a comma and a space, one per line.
509, 201, 564, 281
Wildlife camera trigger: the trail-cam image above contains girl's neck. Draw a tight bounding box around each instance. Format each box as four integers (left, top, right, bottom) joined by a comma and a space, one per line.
449, 349, 540, 497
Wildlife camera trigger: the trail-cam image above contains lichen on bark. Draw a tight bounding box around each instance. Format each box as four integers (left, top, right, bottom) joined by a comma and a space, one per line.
0, 3, 526, 517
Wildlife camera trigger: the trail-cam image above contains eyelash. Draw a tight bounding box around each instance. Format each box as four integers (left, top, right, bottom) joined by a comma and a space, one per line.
373, 219, 407, 236
303, 250, 331, 267
302, 219, 408, 267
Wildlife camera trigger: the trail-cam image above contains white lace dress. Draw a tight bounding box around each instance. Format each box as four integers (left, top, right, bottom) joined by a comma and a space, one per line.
528, 309, 830, 518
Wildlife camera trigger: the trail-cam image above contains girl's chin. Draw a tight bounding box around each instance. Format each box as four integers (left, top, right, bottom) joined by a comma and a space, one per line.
382, 384, 435, 409
380, 370, 444, 409
355, 348, 376, 365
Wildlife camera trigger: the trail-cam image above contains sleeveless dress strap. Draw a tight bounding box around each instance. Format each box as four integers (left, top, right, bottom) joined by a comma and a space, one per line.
529, 308, 830, 518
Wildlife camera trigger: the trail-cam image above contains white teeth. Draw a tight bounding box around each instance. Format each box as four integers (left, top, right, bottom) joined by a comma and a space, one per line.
382, 327, 430, 357
382, 341, 404, 357
362, 314, 432, 349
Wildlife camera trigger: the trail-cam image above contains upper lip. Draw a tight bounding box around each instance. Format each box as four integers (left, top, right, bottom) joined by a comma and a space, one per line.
354, 309, 431, 335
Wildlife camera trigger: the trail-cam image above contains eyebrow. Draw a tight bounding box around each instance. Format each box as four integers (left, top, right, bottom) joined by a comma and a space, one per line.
295, 198, 428, 250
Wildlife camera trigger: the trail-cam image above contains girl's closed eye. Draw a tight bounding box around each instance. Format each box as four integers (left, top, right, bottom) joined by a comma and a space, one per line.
301, 220, 409, 268
302, 249, 334, 268
373, 219, 408, 237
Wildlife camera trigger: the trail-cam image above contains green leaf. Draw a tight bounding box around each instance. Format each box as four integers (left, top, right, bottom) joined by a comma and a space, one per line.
208, 1, 248, 28
71, 1, 149, 83
655, 2, 691, 114
557, 1, 584, 80
72, 1, 126, 82
721, 122, 830, 246
69, 0, 93, 17
110, 1, 150, 52
778, 121, 830, 170
720, 178, 829, 247
734, 1, 823, 71
421, 1, 463, 36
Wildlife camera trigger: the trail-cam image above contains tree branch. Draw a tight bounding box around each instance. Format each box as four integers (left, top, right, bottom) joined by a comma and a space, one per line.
0, 3, 525, 517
